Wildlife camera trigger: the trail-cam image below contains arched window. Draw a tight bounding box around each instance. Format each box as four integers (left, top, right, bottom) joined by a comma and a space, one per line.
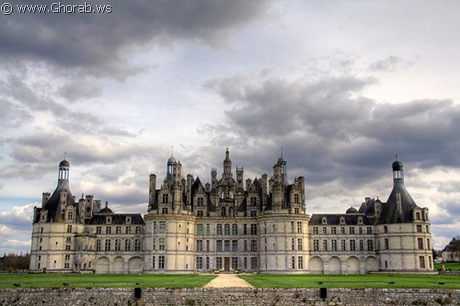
224, 224, 230, 235
221, 207, 226, 217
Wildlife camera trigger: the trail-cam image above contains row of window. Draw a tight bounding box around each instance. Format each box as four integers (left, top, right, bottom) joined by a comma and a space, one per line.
95, 239, 142, 252
312, 226, 373, 235
196, 223, 259, 236
313, 239, 374, 252
95, 226, 142, 235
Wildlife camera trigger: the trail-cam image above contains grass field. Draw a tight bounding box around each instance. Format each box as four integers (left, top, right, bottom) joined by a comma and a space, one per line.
239, 274, 460, 289
0, 274, 216, 289
434, 262, 460, 271
1, 272, 459, 289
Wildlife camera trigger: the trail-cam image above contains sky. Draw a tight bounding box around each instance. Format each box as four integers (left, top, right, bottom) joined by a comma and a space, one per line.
1, 0, 460, 255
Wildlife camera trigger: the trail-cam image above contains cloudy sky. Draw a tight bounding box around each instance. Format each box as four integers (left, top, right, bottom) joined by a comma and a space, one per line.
1, 0, 460, 254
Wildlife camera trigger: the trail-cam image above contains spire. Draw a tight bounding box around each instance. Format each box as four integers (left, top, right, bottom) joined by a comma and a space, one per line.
277, 148, 287, 185
223, 148, 232, 178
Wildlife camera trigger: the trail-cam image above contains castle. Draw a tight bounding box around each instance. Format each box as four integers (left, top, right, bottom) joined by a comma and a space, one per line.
29, 149, 433, 274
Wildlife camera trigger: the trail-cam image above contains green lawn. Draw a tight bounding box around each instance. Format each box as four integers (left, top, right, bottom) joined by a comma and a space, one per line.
434, 262, 460, 271
239, 274, 460, 289
0, 274, 216, 289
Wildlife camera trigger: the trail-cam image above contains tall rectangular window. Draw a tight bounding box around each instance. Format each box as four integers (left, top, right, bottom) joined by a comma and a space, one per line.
116, 226, 122, 234
331, 227, 337, 235
216, 257, 222, 270
67, 225, 72, 233
197, 224, 203, 235
418, 238, 424, 250
367, 240, 374, 251
196, 240, 203, 252
134, 239, 141, 251
106, 227, 111, 234
115, 239, 121, 251
125, 239, 131, 251
323, 240, 328, 251
250, 240, 257, 252
359, 239, 364, 251
350, 239, 356, 251
206, 224, 211, 235
216, 240, 222, 252
297, 256, 303, 269
297, 238, 303, 251
135, 226, 142, 234
297, 222, 302, 233
126, 226, 131, 234
313, 239, 319, 251
159, 238, 165, 250
96, 239, 101, 251
232, 257, 238, 270
367, 227, 373, 234
419, 256, 425, 268
158, 256, 165, 269
105, 239, 111, 251
196, 257, 203, 269
232, 240, 238, 252
291, 238, 295, 251
340, 227, 345, 234
312, 227, 319, 234
224, 240, 230, 252
341, 240, 346, 251
349, 227, 355, 234
232, 224, 238, 235
96, 226, 102, 234
243, 224, 248, 235
331, 239, 337, 251
153, 221, 157, 233
250, 224, 257, 235
250, 257, 257, 270
159, 221, 166, 233
384, 238, 389, 250
291, 222, 294, 233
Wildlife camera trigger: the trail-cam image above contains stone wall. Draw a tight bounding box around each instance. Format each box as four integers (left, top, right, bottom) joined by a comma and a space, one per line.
1, 288, 459, 305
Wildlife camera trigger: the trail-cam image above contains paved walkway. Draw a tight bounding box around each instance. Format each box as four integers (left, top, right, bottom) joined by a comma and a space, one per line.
204, 274, 254, 288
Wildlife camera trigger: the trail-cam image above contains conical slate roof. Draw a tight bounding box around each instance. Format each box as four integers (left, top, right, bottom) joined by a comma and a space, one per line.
43, 179, 75, 223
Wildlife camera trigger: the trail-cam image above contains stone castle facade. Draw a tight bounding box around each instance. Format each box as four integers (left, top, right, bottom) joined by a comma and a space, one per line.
29, 149, 434, 274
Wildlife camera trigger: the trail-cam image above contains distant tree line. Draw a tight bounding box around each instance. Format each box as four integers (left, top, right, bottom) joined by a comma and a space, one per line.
0, 253, 30, 272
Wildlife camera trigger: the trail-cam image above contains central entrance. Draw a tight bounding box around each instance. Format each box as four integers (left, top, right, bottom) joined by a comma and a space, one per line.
224, 257, 230, 271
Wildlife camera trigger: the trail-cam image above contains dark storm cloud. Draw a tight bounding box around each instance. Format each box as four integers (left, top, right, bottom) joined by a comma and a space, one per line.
0, 132, 157, 180
0, 0, 275, 78
205, 74, 460, 188
58, 79, 104, 102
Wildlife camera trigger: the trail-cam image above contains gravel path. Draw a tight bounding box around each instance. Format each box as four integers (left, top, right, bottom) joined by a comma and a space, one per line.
204, 274, 254, 288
